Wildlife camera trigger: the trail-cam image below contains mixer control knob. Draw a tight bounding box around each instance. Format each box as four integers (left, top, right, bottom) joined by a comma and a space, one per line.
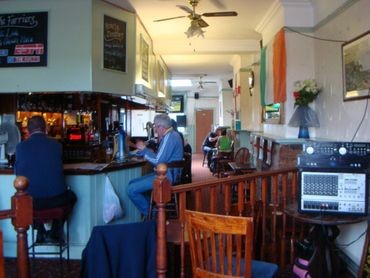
306, 146, 314, 155
339, 147, 347, 155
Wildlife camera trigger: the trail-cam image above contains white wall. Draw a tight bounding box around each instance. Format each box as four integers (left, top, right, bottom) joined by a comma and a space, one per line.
314, 0, 370, 142
311, 0, 370, 266
91, 0, 136, 95
0, 0, 92, 92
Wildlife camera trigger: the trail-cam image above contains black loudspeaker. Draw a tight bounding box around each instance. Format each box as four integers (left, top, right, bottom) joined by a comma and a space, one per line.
194, 92, 199, 99
228, 79, 233, 88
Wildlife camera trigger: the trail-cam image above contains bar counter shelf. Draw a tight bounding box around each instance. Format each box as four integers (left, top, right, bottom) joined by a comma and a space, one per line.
0, 157, 149, 260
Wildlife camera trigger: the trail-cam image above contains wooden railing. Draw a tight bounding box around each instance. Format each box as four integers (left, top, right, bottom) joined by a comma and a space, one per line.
0, 176, 33, 278
153, 164, 301, 277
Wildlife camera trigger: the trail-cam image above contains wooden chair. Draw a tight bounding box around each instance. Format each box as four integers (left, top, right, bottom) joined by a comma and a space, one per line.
185, 210, 278, 278
0, 176, 33, 278
211, 141, 235, 177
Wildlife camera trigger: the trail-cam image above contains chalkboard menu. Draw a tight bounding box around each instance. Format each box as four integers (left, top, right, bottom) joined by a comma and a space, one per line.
103, 15, 126, 72
0, 12, 48, 67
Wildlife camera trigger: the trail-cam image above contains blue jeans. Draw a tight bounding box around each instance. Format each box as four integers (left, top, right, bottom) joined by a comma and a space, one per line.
127, 169, 181, 216
127, 172, 156, 216
203, 146, 216, 166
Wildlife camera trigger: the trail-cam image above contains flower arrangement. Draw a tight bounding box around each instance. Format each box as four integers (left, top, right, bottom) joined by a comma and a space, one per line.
293, 79, 321, 107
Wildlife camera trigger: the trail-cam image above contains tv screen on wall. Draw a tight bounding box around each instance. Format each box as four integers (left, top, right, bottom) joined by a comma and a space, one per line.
171, 95, 184, 113
176, 115, 187, 127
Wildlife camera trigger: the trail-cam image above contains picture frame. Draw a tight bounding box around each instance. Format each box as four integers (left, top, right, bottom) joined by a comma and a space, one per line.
140, 35, 149, 82
342, 30, 370, 101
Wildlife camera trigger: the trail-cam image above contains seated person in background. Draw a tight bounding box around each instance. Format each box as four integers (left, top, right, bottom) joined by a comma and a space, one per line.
202, 127, 221, 167
216, 129, 233, 153
127, 114, 183, 218
15, 115, 77, 243
210, 129, 233, 173
171, 119, 192, 154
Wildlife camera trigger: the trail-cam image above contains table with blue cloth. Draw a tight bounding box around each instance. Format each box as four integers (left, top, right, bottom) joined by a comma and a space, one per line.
81, 221, 156, 278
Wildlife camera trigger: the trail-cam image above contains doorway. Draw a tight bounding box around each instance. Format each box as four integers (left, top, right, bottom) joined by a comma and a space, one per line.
195, 109, 214, 153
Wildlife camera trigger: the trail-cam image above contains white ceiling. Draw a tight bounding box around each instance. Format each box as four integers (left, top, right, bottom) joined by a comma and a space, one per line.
110, 0, 275, 86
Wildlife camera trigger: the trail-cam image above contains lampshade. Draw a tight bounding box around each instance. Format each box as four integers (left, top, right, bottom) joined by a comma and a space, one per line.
288, 106, 320, 127
185, 21, 205, 38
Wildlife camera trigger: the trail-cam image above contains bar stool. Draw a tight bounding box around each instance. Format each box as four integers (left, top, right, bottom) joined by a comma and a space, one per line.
28, 204, 73, 275
148, 159, 187, 220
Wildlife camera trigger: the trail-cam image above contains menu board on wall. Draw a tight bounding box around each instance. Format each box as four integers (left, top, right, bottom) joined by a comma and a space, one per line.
103, 15, 126, 72
0, 12, 48, 67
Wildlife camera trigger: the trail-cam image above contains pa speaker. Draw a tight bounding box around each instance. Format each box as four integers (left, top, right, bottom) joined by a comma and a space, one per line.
194, 92, 199, 99
228, 79, 233, 88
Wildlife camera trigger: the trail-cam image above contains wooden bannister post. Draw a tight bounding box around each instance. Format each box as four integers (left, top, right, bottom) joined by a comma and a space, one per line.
11, 176, 32, 278
153, 164, 172, 278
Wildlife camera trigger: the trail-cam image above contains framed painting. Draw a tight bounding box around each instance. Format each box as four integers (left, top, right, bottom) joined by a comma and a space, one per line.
140, 35, 149, 82
342, 30, 370, 101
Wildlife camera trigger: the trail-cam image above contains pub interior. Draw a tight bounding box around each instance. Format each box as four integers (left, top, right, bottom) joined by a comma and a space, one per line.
0, 0, 369, 277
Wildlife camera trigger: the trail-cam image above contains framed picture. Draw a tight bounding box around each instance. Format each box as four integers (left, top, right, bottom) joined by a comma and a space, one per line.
103, 15, 126, 72
140, 35, 149, 82
158, 64, 165, 94
342, 30, 370, 101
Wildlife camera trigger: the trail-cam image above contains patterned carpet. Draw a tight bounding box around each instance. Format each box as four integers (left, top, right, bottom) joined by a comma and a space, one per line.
5, 258, 81, 278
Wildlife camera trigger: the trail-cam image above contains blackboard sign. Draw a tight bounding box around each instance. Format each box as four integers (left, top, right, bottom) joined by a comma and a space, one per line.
0, 12, 48, 67
103, 15, 126, 72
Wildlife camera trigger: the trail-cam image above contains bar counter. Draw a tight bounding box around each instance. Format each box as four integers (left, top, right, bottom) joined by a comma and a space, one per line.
0, 158, 149, 259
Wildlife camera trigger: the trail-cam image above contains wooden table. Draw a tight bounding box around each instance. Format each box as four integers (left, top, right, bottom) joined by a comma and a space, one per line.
285, 202, 366, 277
227, 161, 256, 175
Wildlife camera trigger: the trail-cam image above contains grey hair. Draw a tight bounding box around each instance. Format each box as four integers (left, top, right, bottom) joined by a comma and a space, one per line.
153, 114, 172, 128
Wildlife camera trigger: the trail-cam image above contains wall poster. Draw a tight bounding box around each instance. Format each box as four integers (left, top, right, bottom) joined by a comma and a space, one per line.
342, 30, 370, 101
103, 15, 126, 72
158, 64, 165, 94
140, 35, 149, 82
0, 12, 48, 67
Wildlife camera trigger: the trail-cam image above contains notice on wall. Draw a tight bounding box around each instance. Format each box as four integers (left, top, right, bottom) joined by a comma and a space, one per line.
103, 15, 126, 72
0, 12, 48, 67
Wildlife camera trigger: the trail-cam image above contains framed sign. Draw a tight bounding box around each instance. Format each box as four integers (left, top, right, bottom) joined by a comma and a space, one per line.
342, 31, 370, 101
103, 15, 126, 72
140, 35, 149, 82
0, 12, 48, 67
158, 64, 165, 94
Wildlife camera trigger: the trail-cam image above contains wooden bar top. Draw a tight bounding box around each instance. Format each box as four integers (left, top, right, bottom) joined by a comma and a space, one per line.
0, 157, 147, 176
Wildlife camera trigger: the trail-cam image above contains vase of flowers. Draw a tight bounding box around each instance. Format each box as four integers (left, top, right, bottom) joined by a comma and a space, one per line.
289, 79, 321, 138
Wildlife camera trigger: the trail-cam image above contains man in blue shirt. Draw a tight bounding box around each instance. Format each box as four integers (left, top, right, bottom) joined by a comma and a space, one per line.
127, 114, 183, 218
15, 115, 76, 243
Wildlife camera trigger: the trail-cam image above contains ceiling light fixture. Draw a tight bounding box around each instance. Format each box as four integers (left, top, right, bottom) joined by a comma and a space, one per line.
185, 20, 205, 38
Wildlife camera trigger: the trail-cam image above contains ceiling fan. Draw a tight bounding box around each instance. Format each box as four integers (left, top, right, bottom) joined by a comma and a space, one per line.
196, 75, 217, 89
154, 0, 238, 38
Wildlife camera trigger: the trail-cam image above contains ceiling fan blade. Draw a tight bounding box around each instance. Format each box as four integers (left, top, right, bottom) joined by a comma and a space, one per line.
154, 15, 186, 22
197, 18, 209, 28
202, 11, 238, 17
176, 5, 193, 14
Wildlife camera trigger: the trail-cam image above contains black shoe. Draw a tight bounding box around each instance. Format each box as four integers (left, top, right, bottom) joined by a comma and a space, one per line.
45, 230, 65, 244
35, 231, 46, 243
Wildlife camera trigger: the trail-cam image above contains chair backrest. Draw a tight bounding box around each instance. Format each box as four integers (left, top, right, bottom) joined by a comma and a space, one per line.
234, 147, 251, 164
185, 210, 253, 278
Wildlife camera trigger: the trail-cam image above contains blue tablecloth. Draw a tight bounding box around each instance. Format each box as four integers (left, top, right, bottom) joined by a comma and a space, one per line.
81, 221, 156, 278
